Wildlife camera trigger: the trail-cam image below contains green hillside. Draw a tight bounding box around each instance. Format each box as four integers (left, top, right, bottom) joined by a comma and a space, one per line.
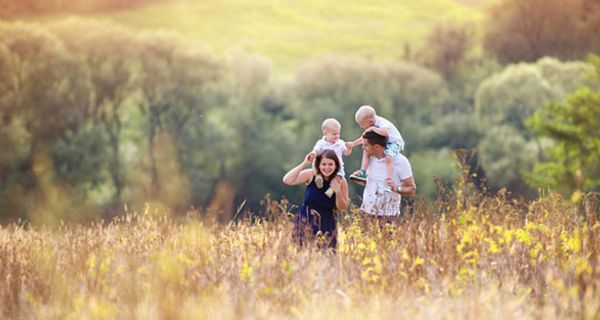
85, 0, 488, 73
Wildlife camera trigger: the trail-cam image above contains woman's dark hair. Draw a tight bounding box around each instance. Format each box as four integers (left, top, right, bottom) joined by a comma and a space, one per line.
315, 150, 340, 178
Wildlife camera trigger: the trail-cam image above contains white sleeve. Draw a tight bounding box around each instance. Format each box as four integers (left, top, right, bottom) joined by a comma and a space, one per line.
377, 117, 403, 142
337, 139, 347, 152
313, 139, 323, 152
397, 155, 413, 180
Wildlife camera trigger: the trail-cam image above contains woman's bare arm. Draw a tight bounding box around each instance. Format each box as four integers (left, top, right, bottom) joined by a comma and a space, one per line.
283, 152, 315, 186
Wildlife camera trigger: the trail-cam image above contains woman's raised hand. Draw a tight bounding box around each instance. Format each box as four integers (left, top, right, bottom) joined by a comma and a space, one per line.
330, 176, 343, 193
283, 151, 317, 186
305, 151, 316, 164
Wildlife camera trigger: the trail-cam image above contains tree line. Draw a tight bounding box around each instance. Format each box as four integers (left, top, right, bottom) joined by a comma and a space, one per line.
1, 0, 599, 222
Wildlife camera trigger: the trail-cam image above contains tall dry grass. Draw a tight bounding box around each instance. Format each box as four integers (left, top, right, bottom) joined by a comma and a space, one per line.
1, 188, 599, 319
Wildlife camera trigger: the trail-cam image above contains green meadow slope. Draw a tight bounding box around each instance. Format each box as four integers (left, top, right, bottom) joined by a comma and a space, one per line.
89, 0, 488, 73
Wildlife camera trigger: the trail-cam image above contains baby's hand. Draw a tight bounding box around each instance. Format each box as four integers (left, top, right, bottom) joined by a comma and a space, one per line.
364, 126, 375, 133
345, 141, 353, 150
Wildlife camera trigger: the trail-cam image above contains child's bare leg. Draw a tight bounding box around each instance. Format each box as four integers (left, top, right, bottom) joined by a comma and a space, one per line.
385, 154, 393, 180
382, 154, 393, 191
361, 150, 370, 172
351, 150, 369, 179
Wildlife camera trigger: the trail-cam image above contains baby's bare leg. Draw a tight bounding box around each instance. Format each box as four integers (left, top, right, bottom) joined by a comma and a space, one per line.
385, 154, 393, 180
361, 150, 369, 171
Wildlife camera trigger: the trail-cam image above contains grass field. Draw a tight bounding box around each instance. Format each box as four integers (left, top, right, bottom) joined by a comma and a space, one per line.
58, 0, 491, 73
1, 189, 598, 319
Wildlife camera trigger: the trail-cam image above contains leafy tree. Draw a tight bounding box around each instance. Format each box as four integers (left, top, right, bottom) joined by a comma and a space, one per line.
409, 149, 458, 197
0, 22, 83, 216
386, 61, 449, 131
475, 57, 593, 193
582, 0, 600, 54
423, 60, 499, 143
421, 23, 474, 83
210, 102, 295, 214
526, 55, 600, 194
0, 119, 30, 219
197, 52, 295, 214
484, 0, 599, 63
0, 23, 79, 154
49, 19, 139, 208
50, 124, 109, 195
478, 125, 539, 189
421, 112, 481, 150
136, 31, 223, 208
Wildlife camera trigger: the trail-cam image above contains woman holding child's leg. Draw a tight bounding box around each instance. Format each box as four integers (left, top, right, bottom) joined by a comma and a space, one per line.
282, 150, 349, 250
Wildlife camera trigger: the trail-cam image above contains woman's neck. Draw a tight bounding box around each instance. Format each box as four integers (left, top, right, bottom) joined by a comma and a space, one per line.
319, 173, 331, 181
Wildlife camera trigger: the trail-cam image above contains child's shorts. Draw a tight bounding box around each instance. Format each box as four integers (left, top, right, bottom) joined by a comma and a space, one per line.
384, 141, 403, 158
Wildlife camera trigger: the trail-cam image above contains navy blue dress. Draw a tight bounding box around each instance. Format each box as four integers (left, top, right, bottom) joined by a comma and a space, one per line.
293, 176, 338, 249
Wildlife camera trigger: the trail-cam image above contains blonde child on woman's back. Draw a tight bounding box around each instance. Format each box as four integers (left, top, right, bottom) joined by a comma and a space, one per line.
310, 118, 352, 177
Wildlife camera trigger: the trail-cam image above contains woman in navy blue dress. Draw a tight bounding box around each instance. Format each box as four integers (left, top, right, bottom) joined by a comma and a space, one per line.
283, 150, 349, 250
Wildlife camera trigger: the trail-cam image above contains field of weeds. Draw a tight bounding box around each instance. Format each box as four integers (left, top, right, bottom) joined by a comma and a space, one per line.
1, 190, 599, 319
